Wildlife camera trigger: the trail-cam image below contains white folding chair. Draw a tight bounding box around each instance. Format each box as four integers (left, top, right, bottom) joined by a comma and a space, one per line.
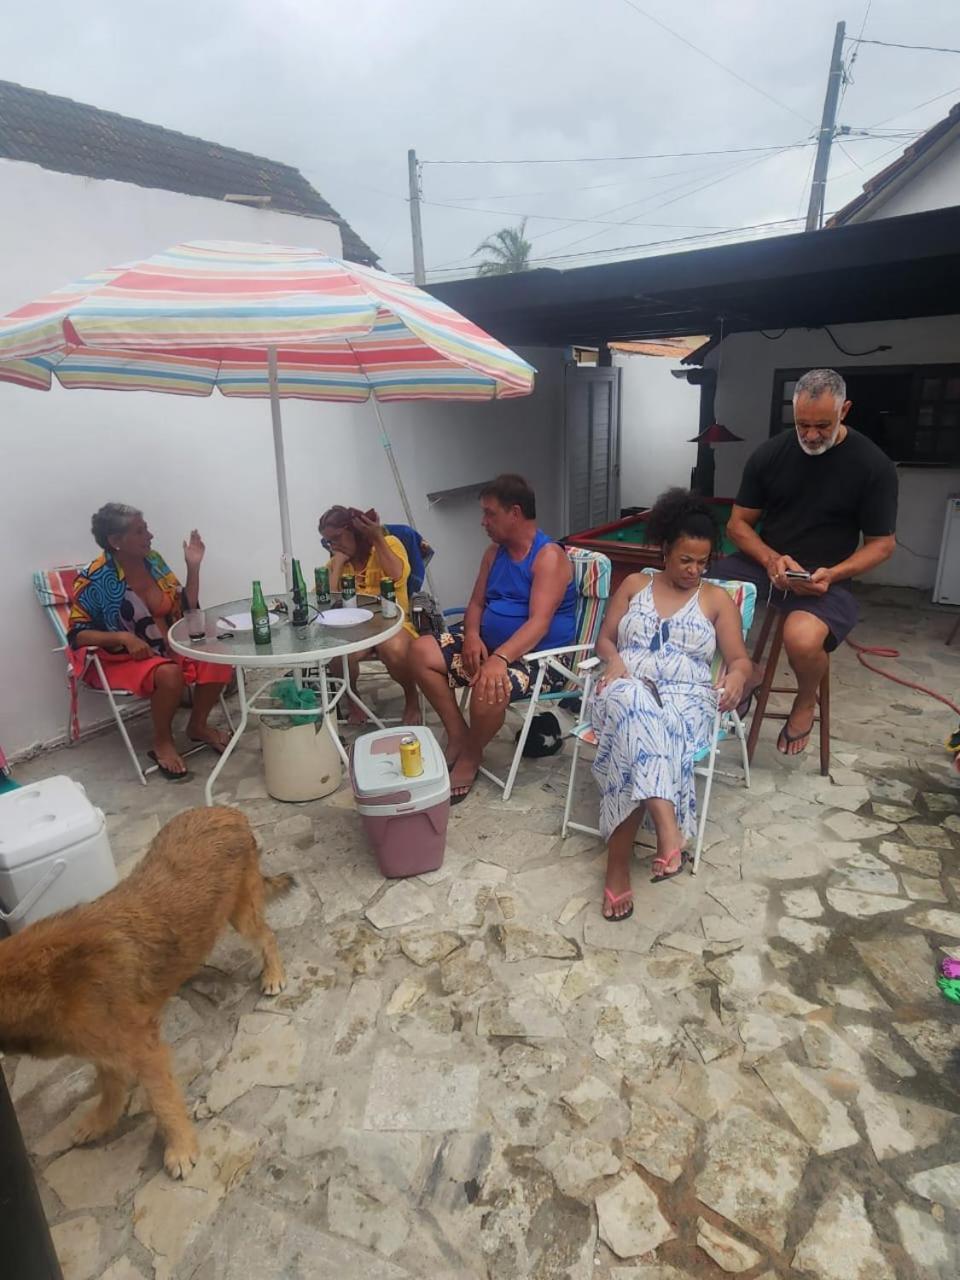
561, 575, 756, 872
445, 547, 612, 802
34, 566, 233, 786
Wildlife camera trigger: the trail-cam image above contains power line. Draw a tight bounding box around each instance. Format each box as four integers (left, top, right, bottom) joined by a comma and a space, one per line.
420, 141, 813, 166
848, 37, 960, 55
414, 216, 811, 278
615, 0, 814, 125
868, 84, 960, 128
545, 146, 796, 257
838, 0, 872, 114
421, 198, 745, 231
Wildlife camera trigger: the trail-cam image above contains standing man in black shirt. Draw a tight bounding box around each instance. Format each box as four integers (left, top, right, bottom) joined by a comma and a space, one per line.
714, 368, 898, 758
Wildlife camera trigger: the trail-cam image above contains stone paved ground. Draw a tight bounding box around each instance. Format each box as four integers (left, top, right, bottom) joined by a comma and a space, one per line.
4, 588, 960, 1280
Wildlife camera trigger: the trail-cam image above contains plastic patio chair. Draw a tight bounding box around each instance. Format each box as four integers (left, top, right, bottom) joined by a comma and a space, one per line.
34, 566, 233, 786
560, 573, 756, 872
445, 546, 612, 802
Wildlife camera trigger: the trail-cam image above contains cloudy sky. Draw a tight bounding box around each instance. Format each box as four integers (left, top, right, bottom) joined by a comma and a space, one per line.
3, 0, 958, 278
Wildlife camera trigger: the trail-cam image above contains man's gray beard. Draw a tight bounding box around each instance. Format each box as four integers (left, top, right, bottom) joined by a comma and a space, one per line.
796, 424, 841, 456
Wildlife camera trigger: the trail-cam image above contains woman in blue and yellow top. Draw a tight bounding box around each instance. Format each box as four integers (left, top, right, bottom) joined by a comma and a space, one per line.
319, 505, 419, 725
68, 503, 230, 779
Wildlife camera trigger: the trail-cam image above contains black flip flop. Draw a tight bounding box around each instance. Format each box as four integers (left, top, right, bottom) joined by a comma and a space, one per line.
147, 750, 190, 781
777, 719, 814, 755
449, 775, 477, 806
188, 735, 228, 757
734, 685, 757, 721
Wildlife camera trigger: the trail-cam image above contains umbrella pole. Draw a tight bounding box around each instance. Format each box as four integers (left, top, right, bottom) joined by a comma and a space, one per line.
268, 346, 294, 590
370, 398, 440, 601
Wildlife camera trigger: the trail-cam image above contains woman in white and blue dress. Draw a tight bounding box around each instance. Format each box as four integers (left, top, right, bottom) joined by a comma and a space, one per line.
591, 490, 753, 920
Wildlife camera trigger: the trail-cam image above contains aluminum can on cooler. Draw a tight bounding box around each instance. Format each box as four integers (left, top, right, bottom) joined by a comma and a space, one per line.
399, 734, 423, 777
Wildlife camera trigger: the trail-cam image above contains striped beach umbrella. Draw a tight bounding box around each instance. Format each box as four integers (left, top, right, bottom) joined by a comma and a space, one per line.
0, 240, 535, 583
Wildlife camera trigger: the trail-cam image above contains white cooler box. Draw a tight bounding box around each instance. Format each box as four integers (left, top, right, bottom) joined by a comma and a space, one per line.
351, 727, 450, 878
0, 776, 117, 933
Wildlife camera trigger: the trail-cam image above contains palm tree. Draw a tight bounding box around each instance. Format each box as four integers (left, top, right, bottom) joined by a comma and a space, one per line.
473, 220, 532, 276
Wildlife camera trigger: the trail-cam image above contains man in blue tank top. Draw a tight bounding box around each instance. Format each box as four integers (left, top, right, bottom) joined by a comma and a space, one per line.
411, 474, 576, 803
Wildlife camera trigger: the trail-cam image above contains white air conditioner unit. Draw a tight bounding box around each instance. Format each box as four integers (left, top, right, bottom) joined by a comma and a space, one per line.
933, 495, 960, 605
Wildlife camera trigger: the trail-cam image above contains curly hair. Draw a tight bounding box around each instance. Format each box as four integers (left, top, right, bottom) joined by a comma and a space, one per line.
645, 488, 719, 553
91, 502, 141, 551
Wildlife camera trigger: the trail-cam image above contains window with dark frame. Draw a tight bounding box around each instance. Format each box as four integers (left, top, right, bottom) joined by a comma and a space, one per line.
771, 364, 960, 466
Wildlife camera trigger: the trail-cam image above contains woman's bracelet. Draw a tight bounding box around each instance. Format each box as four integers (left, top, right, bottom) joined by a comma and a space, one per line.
491, 652, 510, 666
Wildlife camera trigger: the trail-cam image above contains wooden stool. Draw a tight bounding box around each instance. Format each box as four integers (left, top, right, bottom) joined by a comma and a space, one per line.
746, 609, 830, 776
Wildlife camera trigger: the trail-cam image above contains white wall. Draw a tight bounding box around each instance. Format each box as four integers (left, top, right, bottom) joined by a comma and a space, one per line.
614, 351, 699, 508
706, 315, 960, 589
852, 131, 960, 221
0, 162, 564, 756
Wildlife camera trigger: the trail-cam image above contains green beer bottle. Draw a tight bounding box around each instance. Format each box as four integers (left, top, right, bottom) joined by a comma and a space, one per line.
251, 581, 271, 646
291, 558, 309, 626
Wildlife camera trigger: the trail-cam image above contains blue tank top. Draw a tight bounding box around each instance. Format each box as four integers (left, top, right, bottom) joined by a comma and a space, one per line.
480, 529, 577, 654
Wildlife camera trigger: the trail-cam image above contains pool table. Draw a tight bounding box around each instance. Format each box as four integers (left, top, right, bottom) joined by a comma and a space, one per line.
563, 498, 737, 590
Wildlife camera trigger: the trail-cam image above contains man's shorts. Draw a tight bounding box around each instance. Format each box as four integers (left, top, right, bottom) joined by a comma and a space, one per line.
712, 553, 858, 652
438, 629, 567, 702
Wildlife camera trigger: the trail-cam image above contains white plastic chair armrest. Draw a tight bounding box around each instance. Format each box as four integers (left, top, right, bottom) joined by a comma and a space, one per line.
578, 656, 602, 672
521, 642, 596, 662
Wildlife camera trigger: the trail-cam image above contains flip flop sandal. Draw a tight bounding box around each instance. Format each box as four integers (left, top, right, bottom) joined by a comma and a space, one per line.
147, 750, 190, 781
777, 720, 814, 755
602, 887, 634, 921
734, 686, 757, 720
450, 775, 477, 806
651, 849, 689, 883
188, 736, 229, 756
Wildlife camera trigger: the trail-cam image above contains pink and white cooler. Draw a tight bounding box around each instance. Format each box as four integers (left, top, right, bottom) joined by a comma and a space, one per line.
351, 727, 450, 878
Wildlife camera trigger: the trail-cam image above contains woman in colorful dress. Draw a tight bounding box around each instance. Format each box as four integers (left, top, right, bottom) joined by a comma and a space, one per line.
68, 503, 230, 780
591, 490, 752, 920
319, 505, 420, 725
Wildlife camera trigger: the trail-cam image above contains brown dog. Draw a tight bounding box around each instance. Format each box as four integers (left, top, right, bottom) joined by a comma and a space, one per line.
0, 806, 290, 1178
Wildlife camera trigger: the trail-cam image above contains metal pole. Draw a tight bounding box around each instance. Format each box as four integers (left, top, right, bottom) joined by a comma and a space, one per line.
0, 1070, 63, 1279
805, 20, 846, 232
408, 149, 426, 286
267, 345, 294, 590
370, 398, 440, 600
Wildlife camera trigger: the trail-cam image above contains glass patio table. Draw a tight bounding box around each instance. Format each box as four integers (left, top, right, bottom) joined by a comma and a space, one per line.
168, 593, 405, 805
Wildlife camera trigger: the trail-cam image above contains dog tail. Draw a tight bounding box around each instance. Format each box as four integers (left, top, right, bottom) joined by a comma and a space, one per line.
264, 872, 295, 899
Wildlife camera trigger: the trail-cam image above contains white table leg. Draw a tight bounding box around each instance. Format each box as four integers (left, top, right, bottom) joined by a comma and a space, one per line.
341, 654, 386, 729
205, 666, 248, 807
319, 662, 351, 768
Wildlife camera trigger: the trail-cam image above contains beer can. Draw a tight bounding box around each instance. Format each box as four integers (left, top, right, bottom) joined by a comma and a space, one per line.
380, 577, 398, 618
315, 565, 331, 606
399, 733, 423, 778
341, 572, 357, 602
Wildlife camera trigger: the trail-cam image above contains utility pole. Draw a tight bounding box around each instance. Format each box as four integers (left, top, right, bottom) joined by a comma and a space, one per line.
805, 20, 846, 231
407, 149, 426, 285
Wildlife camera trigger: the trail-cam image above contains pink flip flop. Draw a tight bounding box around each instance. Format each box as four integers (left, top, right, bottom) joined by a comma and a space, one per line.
651, 849, 689, 883
602, 887, 634, 922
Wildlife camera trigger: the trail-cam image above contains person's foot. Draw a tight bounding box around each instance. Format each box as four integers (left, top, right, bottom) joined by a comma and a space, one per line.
187, 723, 231, 754
401, 699, 423, 727
449, 753, 479, 805
777, 702, 815, 756
651, 847, 688, 882
346, 702, 369, 726
444, 734, 467, 770
602, 859, 633, 919
150, 741, 187, 777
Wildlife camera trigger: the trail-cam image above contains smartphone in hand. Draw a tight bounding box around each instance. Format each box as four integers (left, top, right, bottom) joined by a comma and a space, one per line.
784, 569, 812, 580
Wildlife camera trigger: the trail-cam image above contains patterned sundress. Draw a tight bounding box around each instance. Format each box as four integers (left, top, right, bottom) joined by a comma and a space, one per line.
590, 580, 716, 840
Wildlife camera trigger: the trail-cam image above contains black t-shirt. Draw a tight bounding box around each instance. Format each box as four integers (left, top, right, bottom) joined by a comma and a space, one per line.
735, 427, 898, 569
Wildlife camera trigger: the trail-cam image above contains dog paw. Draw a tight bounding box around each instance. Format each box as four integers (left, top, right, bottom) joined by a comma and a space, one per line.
72, 1111, 111, 1146
259, 972, 287, 996
163, 1134, 200, 1180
